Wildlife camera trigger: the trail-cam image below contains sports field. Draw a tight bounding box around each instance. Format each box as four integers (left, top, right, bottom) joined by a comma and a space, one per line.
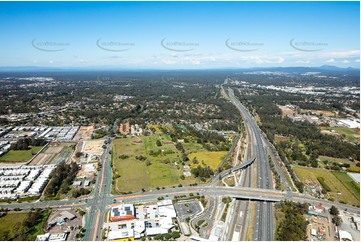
294, 167, 359, 206
0, 146, 43, 163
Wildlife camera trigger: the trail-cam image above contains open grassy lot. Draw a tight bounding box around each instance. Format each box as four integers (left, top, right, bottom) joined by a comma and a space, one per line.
274, 135, 289, 144
0, 213, 28, 239
294, 167, 359, 206
112, 136, 198, 194
0, 210, 50, 240
332, 171, 360, 199
301, 109, 336, 117
0, 146, 43, 163
183, 142, 205, 153
319, 156, 360, 172
188, 151, 226, 171
321, 127, 359, 143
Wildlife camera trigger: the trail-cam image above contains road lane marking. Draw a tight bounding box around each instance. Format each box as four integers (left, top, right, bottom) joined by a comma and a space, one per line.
98, 154, 107, 194
93, 210, 101, 241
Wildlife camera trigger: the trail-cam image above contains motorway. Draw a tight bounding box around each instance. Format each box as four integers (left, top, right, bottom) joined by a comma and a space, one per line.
227, 87, 274, 241
1, 186, 358, 213
1, 90, 360, 241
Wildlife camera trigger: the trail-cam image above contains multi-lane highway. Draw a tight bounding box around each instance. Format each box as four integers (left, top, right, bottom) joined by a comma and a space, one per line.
227, 87, 274, 241
84, 141, 113, 241
0, 89, 360, 241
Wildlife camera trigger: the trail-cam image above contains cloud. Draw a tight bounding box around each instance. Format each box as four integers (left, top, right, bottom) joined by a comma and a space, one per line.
48, 60, 54, 64
356, 59, 360, 63
296, 60, 310, 64
342, 60, 350, 63
326, 58, 335, 63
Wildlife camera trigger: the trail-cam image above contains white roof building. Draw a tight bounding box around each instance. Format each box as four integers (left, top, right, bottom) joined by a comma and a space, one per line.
145, 227, 169, 236
107, 229, 134, 241
158, 216, 174, 230
15, 181, 32, 194
158, 204, 176, 218
133, 221, 145, 234
339, 230, 353, 241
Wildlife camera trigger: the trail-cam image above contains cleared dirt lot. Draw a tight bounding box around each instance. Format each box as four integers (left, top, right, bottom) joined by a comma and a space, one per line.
73, 126, 94, 141
83, 139, 105, 155
44, 146, 63, 154
279, 106, 296, 117
29, 153, 52, 166
29, 146, 64, 166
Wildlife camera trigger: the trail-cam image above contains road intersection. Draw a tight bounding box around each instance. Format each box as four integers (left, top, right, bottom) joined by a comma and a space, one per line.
0, 89, 359, 241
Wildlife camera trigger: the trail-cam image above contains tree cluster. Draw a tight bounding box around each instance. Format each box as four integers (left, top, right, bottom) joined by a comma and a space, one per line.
191, 165, 214, 179
275, 201, 308, 241
72, 188, 91, 198
44, 161, 79, 197
10, 137, 47, 151
329, 205, 342, 227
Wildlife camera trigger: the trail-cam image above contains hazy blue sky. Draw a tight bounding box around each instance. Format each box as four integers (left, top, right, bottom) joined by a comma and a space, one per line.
0, 1, 359, 68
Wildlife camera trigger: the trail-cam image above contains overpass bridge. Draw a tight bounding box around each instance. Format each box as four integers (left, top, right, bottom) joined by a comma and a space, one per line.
214, 156, 256, 182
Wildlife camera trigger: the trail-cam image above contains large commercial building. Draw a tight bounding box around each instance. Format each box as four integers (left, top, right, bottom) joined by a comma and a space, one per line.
110, 204, 135, 222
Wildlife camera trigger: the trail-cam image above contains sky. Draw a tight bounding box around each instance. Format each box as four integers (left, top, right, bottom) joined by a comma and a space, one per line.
0, 1, 359, 69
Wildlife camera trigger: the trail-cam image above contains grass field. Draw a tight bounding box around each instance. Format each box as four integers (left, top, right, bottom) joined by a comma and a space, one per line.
301, 109, 335, 117
112, 136, 198, 193
319, 156, 360, 172
274, 135, 289, 144
0, 210, 50, 240
294, 167, 359, 206
188, 151, 226, 171
0, 213, 28, 239
321, 127, 359, 143
0, 146, 43, 163
183, 142, 205, 153
332, 171, 360, 200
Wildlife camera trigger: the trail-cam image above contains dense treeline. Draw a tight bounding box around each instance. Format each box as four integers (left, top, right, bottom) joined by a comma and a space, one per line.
10, 137, 47, 150
275, 201, 309, 241
44, 161, 79, 197
191, 165, 214, 179
238, 93, 360, 160
169, 123, 231, 152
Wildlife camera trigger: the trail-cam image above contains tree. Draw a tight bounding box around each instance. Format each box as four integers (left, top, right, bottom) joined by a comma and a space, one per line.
329, 206, 339, 216
164, 233, 172, 240
171, 231, 180, 239
332, 216, 342, 226
75, 152, 83, 158
156, 140, 162, 147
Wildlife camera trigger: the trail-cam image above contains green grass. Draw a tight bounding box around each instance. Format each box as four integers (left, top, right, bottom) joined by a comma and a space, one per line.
0, 210, 50, 240
112, 136, 199, 194
188, 151, 226, 171
274, 135, 289, 144
319, 156, 360, 172
332, 171, 360, 199
223, 176, 236, 187
294, 167, 359, 206
183, 142, 205, 153
0, 146, 43, 163
322, 127, 359, 143
0, 213, 28, 239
